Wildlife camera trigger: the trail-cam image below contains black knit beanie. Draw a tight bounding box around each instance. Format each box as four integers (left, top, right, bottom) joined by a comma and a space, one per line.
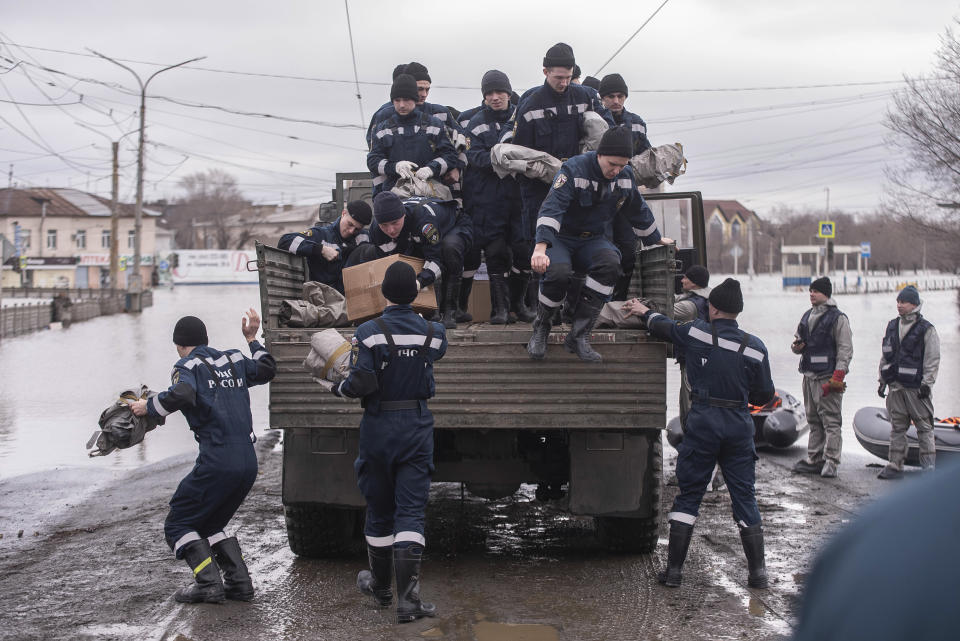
685, 265, 710, 288
572, 64, 582, 80
346, 200, 372, 225
173, 316, 208, 346
481, 70, 512, 96
373, 192, 406, 224
390, 74, 419, 102
404, 62, 431, 83
391, 64, 407, 80
599, 73, 629, 97
708, 278, 744, 314
897, 285, 920, 306
810, 276, 832, 298
382, 262, 418, 305
582, 76, 601, 91
597, 125, 634, 158
543, 42, 575, 68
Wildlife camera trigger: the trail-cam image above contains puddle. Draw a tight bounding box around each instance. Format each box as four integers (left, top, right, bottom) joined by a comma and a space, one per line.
473, 621, 560, 641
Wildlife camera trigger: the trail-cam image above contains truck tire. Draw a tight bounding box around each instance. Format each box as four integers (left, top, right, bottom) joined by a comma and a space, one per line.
284, 504, 364, 558
595, 430, 663, 553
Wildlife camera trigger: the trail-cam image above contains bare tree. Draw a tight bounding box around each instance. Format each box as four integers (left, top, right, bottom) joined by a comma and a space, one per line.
171, 169, 249, 249
883, 19, 960, 255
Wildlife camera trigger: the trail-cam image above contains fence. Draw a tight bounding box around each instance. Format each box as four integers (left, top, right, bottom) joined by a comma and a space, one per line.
0, 287, 151, 340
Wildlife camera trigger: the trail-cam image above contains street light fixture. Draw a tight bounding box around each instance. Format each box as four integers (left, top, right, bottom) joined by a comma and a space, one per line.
88, 49, 206, 310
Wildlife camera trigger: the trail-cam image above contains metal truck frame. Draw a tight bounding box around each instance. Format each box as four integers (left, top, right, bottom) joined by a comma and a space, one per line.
255, 180, 706, 557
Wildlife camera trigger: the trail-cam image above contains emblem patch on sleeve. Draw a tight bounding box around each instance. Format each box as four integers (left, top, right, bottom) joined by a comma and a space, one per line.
300, 229, 313, 236
421, 223, 440, 245
171, 369, 180, 384
465, 137, 471, 150
553, 173, 568, 190
616, 196, 626, 211
350, 336, 359, 366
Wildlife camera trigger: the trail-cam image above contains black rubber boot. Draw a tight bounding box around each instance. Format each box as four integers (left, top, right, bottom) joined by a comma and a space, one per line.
428, 279, 442, 322
174, 539, 226, 604
395, 545, 437, 624
456, 276, 474, 323
561, 275, 584, 324
440, 275, 460, 329
657, 520, 694, 588
526, 302, 554, 360
357, 544, 393, 607
212, 536, 254, 601
488, 273, 511, 325
739, 523, 769, 589
611, 271, 633, 302
563, 291, 605, 362
508, 272, 536, 322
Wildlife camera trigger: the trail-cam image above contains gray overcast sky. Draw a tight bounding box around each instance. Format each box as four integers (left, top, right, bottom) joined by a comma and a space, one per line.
3, 0, 959, 218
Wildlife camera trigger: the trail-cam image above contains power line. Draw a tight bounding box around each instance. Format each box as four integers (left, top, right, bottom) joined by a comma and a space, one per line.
343, 0, 365, 127
594, 0, 672, 76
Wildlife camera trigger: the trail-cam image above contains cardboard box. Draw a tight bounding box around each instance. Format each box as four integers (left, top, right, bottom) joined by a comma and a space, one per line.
342, 254, 437, 321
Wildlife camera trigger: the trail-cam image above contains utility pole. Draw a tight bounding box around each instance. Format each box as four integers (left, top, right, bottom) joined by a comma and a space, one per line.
823, 187, 830, 275
75, 123, 135, 291
90, 49, 205, 311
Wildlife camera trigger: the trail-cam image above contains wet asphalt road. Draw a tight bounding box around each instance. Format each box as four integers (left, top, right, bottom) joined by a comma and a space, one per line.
0, 428, 909, 641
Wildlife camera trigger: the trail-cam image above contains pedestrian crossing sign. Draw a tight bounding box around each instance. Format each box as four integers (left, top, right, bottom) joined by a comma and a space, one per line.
817, 221, 836, 239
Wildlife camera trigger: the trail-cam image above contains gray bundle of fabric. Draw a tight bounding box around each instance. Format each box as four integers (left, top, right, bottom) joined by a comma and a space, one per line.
279, 281, 348, 328
86, 385, 164, 457
490, 143, 563, 184
631, 143, 687, 189
579, 111, 610, 152
391, 176, 453, 201
303, 328, 353, 386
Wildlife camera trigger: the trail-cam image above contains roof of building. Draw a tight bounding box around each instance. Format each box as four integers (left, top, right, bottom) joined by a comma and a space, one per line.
222, 203, 321, 227
703, 199, 759, 224
0, 188, 161, 218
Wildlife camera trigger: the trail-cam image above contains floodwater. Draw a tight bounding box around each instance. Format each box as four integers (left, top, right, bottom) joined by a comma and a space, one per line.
0, 277, 957, 480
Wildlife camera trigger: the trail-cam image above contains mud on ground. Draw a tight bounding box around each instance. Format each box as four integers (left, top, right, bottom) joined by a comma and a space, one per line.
0, 434, 895, 641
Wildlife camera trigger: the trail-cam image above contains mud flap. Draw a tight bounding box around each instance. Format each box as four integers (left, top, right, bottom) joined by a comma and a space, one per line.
282, 428, 365, 507
568, 431, 653, 517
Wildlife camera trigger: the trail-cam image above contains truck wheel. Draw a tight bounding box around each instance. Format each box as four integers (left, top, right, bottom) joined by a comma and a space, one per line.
284, 504, 364, 558
595, 430, 663, 554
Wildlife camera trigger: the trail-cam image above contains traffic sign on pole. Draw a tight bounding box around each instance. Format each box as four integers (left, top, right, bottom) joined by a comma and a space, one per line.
860, 242, 871, 258
817, 221, 836, 239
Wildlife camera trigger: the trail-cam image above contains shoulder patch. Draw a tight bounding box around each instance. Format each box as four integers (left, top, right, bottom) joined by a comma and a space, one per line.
300, 229, 313, 236
171, 369, 180, 385
465, 137, 471, 150
616, 196, 626, 211
553, 173, 568, 190
421, 223, 440, 245
350, 336, 359, 366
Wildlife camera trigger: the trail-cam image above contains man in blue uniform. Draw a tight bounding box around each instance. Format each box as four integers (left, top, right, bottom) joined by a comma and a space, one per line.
130, 310, 277, 603
462, 70, 528, 324
597, 73, 654, 300
332, 261, 447, 624
367, 74, 459, 196
877, 285, 941, 479
277, 200, 372, 293
365, 62, 460, 149
346, 192, 473, 329
508, 43, 614, 311
632, 279, 776, 589
527, 126, 667, 362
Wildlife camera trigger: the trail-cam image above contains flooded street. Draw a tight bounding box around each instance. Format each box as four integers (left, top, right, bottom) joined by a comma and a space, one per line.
0, 277, 956, 640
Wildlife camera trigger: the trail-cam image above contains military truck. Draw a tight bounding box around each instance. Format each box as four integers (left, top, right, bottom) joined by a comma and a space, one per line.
255, 173, 706, 557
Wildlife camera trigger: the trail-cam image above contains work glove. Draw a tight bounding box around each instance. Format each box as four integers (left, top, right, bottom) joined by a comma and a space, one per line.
790, 340, 805, 354
918, 383, 931, 400
414, 166, 434, 181
878, 383, 887, 399
821, 369, 847, 396
394, 160, 417, 179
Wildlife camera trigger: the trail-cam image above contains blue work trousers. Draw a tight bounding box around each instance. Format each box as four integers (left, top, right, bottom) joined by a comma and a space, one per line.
671, 405, 762, 527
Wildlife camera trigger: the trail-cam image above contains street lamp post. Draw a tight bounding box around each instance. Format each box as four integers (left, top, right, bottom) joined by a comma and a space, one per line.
89, 50, 205, 311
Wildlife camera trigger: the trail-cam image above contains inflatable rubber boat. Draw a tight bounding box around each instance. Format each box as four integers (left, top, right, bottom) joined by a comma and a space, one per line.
852, 406, 960, 466
666, 388, 808, 450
